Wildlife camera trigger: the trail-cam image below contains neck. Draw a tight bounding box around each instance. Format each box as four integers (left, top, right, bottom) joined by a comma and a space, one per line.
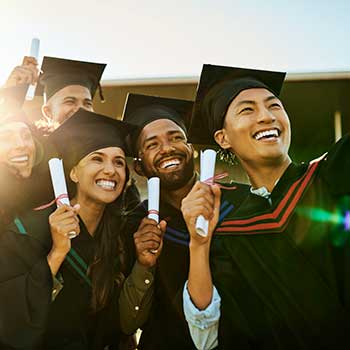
71, 195, 105, 236
160, 172, 197, 210
243, 156, 292, 193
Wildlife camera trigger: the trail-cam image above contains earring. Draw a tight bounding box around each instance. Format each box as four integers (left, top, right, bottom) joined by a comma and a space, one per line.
217, 148, 237, 166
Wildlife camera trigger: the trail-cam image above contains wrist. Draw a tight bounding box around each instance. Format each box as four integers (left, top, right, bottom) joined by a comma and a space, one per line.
49, 246, 69, 260
189, 239, 211, 252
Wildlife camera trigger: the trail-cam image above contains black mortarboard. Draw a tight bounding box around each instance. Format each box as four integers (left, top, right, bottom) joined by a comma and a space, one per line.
48, 109, 133, 171
190, 64, 286, 145
122, 93, 193, 156
0, 84, 29, 121
35, 56, 106, 101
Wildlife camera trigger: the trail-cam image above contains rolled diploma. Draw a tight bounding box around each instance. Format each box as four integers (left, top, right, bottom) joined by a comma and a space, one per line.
26, 38, 40, 100
48, 158, 76, 239
48, 158, 70, 206
195, 149, 217, 237
147, 177, 160, 223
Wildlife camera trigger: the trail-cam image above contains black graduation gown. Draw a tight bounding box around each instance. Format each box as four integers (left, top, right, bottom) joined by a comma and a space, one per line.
0, 206, 128, 350
127, 183, 249, 350
0, 208, 53, 349
43, 217, 124, 350
210, 134, 350, 349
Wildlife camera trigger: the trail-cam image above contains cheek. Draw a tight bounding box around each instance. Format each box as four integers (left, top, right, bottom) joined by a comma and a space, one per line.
117, 168, 127, 186
27, 140, 36, 154
0, 144, 10, 160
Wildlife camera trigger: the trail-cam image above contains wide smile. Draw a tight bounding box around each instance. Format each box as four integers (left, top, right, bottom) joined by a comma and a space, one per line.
253, 128, 281, 142
157, 157, 182, 172
8, 154, 30, 166
95, 179, 117, 191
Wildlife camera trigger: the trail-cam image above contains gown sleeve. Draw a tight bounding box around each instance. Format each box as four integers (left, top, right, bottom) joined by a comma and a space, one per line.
0, 224, 52, 349
321, 133, 350, 195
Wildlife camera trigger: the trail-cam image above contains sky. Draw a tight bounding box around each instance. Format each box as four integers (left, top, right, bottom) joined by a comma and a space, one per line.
1, 0, 350, 83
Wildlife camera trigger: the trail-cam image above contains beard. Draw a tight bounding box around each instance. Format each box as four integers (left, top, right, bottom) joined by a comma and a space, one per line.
158, 158, 194, 190
142, 153, 195, 191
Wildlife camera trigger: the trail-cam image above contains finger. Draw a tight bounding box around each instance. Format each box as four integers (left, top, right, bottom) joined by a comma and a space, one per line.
55, 216, 80, 228
136, 232, 162, 244
50, 204, 71, 218
138, 241, 161, 251
158, 220, 167, 234
23, 56, 38, 66
134, 224, 162, 238
73, 203, 80, 214
14, 66, 36, 84
212, 184, 222, 220
54, 209, 79, 223
139, 217, 159, 230
183, 203, 214, 221
61, 223, 80, 237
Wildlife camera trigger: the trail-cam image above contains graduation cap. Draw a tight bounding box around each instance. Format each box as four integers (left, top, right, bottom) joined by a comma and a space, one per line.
0, 84, 29, 121
35, 56, 106, 102
190, 64, 286, 145
122, 93, 193, 156
48, 108, 133, 172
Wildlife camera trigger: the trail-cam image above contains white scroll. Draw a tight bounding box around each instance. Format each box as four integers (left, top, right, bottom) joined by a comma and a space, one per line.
48, 158, 77, 239
147, 177, 160, 223
195, 149, 217, 237
147, 177, 160, 254
26, 38, 40, 100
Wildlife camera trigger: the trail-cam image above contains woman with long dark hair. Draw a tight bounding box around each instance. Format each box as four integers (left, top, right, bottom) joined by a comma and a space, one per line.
0, 109, 139, 349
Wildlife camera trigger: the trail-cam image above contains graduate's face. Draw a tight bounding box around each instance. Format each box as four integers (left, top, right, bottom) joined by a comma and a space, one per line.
137, 119, 195, 190
215, 88, 291, 167
43, 85, 93, 126
70, 147, 126, 205
0, 122, 36, 178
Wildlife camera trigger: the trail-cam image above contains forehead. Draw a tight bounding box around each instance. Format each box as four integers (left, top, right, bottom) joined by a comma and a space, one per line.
232, 88, 277, 104
88, 146, 125, 158
139, 119, 186, 142
0, 121, 30, 134
49, 85, 92, 102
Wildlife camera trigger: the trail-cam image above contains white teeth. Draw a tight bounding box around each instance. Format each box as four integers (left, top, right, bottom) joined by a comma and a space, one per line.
96, 180, 116, 189
10, 155, 29, 163
254, 129, 279, 140
159, 158, 180, 169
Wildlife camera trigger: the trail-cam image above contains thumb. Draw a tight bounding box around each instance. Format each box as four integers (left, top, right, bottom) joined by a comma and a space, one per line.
73, 203, 80, 214
212, 185, 221, 205
158, 220, 167, 234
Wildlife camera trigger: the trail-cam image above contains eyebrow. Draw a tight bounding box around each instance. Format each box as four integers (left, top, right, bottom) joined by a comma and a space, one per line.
235, 94, 279, 107
90, 151, 125, 160
63, 96, 92, 102
143, 129, 185, 143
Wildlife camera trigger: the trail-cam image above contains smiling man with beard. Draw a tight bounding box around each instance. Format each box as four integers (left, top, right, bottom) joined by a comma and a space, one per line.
120, 93, 249, 350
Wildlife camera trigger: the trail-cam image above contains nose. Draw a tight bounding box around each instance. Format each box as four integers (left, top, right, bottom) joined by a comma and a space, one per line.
257, 107, 276, 124
159, 139, 175, 154
13, 134, 26, 149
103, 161, 116, 175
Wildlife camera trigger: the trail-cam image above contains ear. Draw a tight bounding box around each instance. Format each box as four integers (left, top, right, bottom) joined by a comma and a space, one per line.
41, 103, 52, 119
70, 166, 78, 183
133, 158, 144, 177
214, 128, 231, 150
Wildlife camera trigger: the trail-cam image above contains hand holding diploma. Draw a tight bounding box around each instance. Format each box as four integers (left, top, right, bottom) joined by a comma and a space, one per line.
148, 177, 160, 223
148, 177, 160, 253
26, 38, 40, 100
195, 149, 217, 237
48, 158, 77, 239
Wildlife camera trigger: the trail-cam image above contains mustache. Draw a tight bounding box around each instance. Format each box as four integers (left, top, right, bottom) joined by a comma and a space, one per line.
154, 151, 186, 167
